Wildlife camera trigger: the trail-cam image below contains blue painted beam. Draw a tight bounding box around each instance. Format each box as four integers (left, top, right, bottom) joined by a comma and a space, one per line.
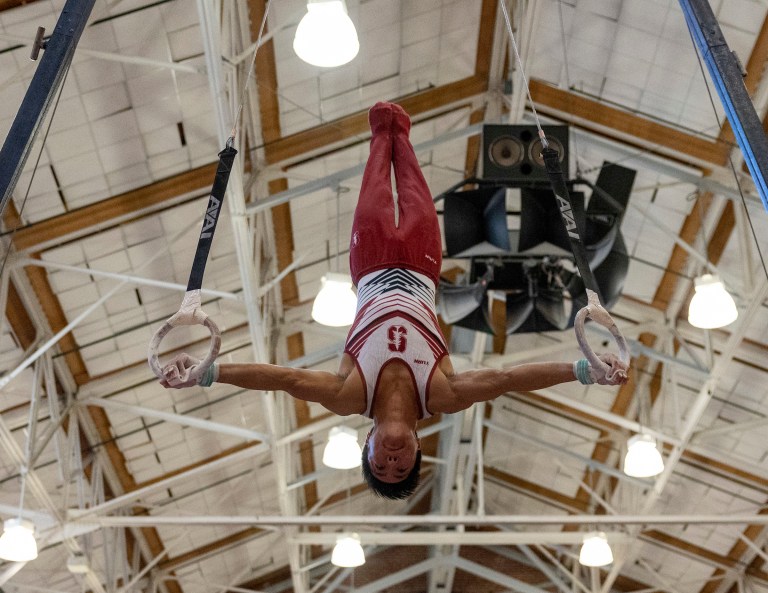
0, 0, 96, 219
679, 0, 768, 212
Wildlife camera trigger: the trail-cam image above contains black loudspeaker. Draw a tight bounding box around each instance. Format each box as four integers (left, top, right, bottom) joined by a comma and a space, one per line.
443, 186, 510, 257
482, 124, 570, 184
518, 188, 586, 254
583, 161, 636, 267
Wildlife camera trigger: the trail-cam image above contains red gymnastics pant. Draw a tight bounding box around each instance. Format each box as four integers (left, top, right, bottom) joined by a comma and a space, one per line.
349, 102, 443, 287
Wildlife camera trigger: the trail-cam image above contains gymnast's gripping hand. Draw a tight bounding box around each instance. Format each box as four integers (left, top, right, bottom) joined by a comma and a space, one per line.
160, 353, 206, 389
594, 353, 629, 386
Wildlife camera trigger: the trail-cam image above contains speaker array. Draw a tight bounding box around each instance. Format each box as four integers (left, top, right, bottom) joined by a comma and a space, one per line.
482, 124, 570, 184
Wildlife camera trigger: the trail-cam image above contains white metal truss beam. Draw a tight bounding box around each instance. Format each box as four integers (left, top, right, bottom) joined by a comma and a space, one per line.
70, 513, 768, 527
453, 555, 553, 593
68, 442, 271, 518
291, 531, 629, 546
194, 2, 306, 593
80, 398, 271, 444
0, 380, 106, 593
343, 556, 447, 593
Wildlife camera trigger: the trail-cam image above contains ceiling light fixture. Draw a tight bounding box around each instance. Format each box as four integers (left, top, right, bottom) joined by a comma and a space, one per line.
331, 533, 365, 567
0, 517, 38, 562
623, 433, 664, 478
687, 273, 738, 329
579, 531, 613, 567
311, 272, 357, 327
293, 0, 360, 68
322, 426, 362, 469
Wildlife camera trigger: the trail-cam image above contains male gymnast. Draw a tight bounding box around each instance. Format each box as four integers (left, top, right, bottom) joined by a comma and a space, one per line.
161, 101, 628, 500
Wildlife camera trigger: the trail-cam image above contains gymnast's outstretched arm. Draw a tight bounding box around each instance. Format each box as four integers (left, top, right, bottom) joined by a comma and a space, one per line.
160, 353, 353, 414
434, 354, 627, 414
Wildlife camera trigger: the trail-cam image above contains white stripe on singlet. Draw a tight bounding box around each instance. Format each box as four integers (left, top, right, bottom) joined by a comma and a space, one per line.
347, 268, 445, 345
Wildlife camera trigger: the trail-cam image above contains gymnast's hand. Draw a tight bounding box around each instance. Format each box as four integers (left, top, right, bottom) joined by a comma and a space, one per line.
594, 353, 629, 386
160, 353, 201, 388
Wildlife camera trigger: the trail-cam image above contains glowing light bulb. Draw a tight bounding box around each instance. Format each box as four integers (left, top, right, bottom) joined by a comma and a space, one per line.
293, 1, 360, 68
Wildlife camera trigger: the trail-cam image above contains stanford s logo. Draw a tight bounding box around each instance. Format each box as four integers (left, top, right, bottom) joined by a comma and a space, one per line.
387, 325, 407, 352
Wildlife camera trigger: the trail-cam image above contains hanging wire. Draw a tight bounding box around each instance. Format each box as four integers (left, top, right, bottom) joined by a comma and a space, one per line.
333, 186, 350, 273
685, 24, 768, 283
556, 0, 585, 177
498, 0, 548, 147
228, 0, 274, 142
0, 66, 72, 283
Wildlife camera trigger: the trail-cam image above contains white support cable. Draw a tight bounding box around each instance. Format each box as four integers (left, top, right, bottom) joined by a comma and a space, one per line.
77, 48, 203, 74
0, 33, 202, 74
497, 0, 546, 143
16, 257, 241, 301
0, 263, 10, 343
626, 200, 743, 295
506, 0, 543, 125
733, 192, 757, 293
692, 416, 768, 442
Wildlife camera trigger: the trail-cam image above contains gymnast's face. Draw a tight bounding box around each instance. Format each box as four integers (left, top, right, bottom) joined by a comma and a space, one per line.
366, 423, 419, 483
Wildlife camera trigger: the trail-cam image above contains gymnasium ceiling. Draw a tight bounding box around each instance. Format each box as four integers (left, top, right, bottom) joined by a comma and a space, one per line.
1, 0, 768, 592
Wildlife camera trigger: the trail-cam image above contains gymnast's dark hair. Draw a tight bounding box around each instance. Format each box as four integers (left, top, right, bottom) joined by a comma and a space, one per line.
360, 441, 421, 500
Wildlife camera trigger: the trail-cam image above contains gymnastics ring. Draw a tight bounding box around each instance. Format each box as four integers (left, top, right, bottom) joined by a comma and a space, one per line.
148, 290, 221, 383
574, 289, 630, 383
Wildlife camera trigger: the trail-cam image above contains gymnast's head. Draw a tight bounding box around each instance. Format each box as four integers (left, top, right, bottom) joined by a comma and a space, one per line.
361, 423, 421, 499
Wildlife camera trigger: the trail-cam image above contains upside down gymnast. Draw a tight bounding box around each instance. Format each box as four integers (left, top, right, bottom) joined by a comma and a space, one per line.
160, 101, 628, 500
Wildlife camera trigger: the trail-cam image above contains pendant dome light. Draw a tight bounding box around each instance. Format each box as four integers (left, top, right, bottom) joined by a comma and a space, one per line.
311, 272, 357, 327
322, 426, 362, 469
293, 0, 360, 68
579, 532, 613, 567
687, 273, 738, 329
0, 517, 38, 562
331, 533, 365, 567
623, 433, 665, 478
